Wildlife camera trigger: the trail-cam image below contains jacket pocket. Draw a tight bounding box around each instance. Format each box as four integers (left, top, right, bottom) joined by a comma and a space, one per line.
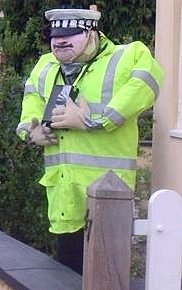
39, 169, 59, 187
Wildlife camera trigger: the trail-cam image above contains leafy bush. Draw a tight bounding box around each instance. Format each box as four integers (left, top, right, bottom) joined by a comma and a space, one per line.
138, 108, 153, 141
0, 66, 55, 253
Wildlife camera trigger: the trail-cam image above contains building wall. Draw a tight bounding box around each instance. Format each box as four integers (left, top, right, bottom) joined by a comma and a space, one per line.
152, 0, 182, 193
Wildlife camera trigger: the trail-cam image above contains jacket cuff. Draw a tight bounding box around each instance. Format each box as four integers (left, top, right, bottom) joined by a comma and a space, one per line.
84, 116, 103, 130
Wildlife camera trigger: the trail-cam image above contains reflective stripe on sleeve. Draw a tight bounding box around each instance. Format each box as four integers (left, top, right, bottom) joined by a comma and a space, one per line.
44, 152, 136, 170
24, 84, 37, 96
87, 104, 126, 126
16, 122, 30, 134
131, 70, 160, 98
104, 107, 126, 125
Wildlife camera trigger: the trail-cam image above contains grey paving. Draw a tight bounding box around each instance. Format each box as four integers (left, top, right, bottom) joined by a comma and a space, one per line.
0, 231, 82, 290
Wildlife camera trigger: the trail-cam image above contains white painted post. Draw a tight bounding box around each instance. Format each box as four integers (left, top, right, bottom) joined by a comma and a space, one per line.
145, 190, 182, 290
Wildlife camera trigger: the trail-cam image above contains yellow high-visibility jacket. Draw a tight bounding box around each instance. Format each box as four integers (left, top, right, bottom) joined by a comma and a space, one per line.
17, 34, 164, 234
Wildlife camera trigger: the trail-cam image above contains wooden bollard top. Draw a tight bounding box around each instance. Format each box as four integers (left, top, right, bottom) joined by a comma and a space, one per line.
87, 170, 133, 200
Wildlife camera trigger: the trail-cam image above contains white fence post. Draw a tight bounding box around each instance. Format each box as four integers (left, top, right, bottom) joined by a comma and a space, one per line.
145, 189, 182, 290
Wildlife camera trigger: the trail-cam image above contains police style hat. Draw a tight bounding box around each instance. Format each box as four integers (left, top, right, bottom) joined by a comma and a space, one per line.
45, 5, 101, 37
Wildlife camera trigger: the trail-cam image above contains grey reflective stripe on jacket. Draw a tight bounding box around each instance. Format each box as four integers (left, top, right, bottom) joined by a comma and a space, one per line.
16, 122, 30, 134
38, 63, 53, 97
104, 107, 125, 125
131, 70, 160, 99
24, 63, 54, 98
88, 46, 127, 126
24, 84, 37, 96
101, 47, 126, 105
44, 152, 137, 170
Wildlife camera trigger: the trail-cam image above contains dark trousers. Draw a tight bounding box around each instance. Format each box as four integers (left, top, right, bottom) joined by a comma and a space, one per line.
56, 229, 84, 275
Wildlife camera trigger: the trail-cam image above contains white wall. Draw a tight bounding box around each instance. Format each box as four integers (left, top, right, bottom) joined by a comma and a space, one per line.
152, 0, 182, 193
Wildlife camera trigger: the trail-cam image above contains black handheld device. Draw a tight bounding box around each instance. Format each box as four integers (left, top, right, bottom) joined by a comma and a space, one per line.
41, 85, 79, 127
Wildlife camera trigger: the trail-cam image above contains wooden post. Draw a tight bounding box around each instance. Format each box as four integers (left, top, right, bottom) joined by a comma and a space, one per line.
0, 280, 14, 290
82, 170, 133, 290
